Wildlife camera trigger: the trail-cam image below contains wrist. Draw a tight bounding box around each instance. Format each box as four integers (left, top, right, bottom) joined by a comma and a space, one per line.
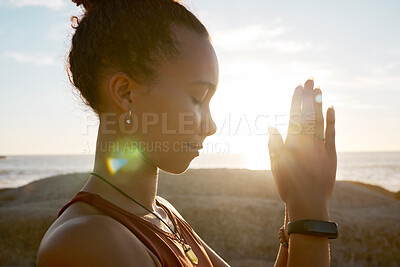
287, 199, 330, 221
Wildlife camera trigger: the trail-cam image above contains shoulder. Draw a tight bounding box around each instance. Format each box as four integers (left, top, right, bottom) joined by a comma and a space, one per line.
156, 196, 187, 223
37, 215, 157, 267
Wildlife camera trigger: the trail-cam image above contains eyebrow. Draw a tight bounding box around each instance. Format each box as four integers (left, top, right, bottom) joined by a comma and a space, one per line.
190, 80, 217, 92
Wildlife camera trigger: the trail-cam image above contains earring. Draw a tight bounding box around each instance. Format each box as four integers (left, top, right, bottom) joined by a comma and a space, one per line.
125, 108, 132, 124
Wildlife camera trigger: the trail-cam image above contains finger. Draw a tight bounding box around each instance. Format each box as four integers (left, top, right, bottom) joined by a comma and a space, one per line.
288, 85, 303, 136
268, 126, 284, 167
302, 78, 316, 138
303, 77, 315, 114
325, 106, 336, 155
313, 87, 324, 141
290, 84, 303, 116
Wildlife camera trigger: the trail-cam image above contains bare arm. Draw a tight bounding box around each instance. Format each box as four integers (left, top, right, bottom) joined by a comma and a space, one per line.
275, 204, 331, 267
269, 78, 337, 267
287, 204, 330, 267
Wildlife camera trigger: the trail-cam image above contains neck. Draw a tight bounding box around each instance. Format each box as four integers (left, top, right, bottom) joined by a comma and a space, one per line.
83, 129, 159, 215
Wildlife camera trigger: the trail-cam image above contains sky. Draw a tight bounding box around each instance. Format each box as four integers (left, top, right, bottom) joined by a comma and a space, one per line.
0, 0, 399, 168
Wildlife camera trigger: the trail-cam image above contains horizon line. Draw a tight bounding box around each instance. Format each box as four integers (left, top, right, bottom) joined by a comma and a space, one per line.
1, 150, 400, 156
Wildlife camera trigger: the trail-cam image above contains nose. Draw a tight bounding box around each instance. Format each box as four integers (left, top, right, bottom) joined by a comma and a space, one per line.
201, 111, 217, 137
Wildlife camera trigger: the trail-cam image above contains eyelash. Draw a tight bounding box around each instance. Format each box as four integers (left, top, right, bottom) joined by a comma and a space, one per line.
192, 97, 202, 105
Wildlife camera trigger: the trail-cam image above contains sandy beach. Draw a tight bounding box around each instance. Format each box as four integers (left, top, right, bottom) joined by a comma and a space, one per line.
0, 169, 399, 267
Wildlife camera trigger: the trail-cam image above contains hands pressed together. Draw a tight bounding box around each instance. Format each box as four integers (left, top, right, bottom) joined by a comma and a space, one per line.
268, 78, 337, 223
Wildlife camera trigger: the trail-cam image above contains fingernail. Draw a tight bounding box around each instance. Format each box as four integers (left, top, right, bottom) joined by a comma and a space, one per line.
315, 86, 320, 89
269, 126, 274, 133
269, 126, 277, 135
328, 106, 335, 119
308, 77, 314, 81
297, 83, 303, 87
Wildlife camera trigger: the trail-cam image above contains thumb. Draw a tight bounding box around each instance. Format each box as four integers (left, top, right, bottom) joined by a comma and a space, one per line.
268, 126, 284, 158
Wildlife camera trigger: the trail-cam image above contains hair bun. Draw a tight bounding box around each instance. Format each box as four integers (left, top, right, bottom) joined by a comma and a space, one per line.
72, 0, 100, 13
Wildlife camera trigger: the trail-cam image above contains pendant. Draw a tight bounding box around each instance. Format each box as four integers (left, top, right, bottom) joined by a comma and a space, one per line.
183, 243, 198, 264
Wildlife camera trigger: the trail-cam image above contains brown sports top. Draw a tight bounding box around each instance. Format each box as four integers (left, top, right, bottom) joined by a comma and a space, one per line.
57, 191, 213, 267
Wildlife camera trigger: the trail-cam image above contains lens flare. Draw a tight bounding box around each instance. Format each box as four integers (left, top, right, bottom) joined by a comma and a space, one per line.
106, 158, 129, 174
105, 137, 144, 174
315, 94, 322, 103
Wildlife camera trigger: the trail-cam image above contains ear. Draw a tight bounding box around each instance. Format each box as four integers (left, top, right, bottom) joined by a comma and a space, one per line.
108, 72, 144, 112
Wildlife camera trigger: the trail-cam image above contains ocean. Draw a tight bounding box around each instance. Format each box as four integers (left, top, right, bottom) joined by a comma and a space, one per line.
0, 152, 399, 192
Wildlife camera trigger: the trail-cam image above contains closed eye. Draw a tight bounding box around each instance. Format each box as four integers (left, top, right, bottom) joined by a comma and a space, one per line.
192, 97, 202, 105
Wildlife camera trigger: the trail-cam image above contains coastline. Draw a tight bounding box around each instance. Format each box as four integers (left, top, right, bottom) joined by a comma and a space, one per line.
341, 180, 400, 200
0, 169, 399, 266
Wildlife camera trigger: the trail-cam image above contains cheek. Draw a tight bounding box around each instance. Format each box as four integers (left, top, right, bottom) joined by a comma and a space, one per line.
135, 96, 201, 142
160, 97, 201, 134
176, 104, 202, 134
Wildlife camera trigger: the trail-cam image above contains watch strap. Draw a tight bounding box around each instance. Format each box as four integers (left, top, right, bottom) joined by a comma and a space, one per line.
287, 219, 338, 239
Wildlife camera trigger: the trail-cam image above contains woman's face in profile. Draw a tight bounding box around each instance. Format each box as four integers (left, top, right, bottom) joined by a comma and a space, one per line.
128, 25, 219, 174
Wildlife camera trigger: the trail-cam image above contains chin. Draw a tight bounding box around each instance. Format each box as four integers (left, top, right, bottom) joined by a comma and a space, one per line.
159, 163, 190, 175
158, 158, 193, 175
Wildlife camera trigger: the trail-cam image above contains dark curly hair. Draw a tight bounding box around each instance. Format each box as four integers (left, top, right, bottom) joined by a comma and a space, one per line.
67, 0, 209, 116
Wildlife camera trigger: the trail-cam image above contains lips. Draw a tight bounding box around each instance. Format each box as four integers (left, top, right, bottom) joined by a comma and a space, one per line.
185, 143, 203, 150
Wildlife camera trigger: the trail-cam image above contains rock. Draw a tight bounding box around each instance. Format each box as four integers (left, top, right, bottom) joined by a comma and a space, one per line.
0, 169, 399, 266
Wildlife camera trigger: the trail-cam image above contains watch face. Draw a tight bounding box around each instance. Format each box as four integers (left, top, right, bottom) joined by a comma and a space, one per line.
306, 221, 337, 234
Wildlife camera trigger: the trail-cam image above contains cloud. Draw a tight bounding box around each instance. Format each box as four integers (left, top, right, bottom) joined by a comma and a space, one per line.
346, 63, 400, 91
6, 0, 65, 10
367, 62, 399, 76
352, 74, 400, 91
211, 19, 313, 54
388, 48, 400, 56
2, 51, 55, 66
326, 93, 394, 111
321, 62, 400, 94
343, 99, 394, 110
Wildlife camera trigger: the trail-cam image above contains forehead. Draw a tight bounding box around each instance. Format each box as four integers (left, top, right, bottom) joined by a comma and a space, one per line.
156, 25, 219, 86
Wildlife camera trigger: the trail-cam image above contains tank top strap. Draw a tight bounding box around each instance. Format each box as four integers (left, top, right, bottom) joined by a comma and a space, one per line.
155, 199, 213, 266
156, 200, 211, 257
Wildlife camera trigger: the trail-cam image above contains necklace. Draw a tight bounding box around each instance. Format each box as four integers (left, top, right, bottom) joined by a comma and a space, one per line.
89, 172, 199, 264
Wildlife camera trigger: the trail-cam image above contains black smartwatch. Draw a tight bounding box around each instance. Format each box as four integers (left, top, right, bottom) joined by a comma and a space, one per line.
287, 219, 338, 239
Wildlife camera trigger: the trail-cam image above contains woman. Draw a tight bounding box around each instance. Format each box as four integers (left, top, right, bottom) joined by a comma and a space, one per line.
36, 0, 337, 266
